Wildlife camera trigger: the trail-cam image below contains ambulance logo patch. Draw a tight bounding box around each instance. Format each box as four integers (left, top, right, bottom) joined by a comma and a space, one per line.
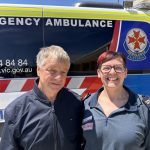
124, 28, 150, 61
82, 122, 93, 131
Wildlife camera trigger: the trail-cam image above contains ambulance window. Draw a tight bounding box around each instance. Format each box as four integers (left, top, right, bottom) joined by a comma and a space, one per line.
44, 18, 115, 76
0, 17, 115, 78
75, 2, 123, 9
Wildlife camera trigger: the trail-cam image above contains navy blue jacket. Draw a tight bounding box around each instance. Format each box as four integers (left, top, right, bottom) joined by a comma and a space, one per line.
0, 80, 84, 150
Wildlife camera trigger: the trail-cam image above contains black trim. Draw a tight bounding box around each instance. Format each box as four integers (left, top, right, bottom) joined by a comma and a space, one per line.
75, 2, 123, 9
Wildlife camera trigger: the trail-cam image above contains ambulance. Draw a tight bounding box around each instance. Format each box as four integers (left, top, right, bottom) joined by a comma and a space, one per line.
0, 0, 150, 136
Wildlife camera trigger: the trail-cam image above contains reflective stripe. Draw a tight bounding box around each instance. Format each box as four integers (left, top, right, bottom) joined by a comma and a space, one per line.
66, 77, 85, 89
5, 79, 27, 92
43, 7, 150, 22
0, 5, 149, 22
0, 76, 97, 109
0, 6, 42, 17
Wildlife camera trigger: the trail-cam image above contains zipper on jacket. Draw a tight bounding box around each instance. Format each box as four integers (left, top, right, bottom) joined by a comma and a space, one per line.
51, 104, 58, 150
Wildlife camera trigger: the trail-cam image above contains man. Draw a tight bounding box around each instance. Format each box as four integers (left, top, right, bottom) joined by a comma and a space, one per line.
0, 45, 84, 150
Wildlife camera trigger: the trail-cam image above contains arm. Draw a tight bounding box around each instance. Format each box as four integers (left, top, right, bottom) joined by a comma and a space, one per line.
143, 96, 150, 150
145, 130, 150, 150
0, 109, 19, 150
80, 100, 86, 150
145, 111, 150, 150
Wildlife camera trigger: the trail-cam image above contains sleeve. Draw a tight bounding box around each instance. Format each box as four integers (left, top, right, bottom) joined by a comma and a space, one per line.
0, 108, 19, 150
80, 100, 86, 150
145, 110, 150, 150
145, 130, 150, 150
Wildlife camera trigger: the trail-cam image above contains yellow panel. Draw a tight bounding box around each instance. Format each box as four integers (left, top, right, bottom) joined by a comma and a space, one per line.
0, 5, 149, 22
0, 6, 42, 17
43, 7, 150, 23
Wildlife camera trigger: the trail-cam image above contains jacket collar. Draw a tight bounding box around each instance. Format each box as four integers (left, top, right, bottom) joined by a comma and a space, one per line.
32, 78, 64, 105
33, 78, 50, 104
89, 85, 142, 112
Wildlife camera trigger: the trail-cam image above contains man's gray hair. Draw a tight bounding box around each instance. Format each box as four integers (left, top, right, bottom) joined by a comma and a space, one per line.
36, 45, 70, 67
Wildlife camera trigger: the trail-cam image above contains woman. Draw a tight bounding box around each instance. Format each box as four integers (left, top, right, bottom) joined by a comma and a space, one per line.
82, 51, 150, 150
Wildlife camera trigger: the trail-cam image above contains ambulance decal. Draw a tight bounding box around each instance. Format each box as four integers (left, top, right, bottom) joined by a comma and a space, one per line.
118, 21, 150, 70
124, 28, 149, 61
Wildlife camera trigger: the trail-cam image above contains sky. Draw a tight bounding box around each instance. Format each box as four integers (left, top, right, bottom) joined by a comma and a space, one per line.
0, 0, 124, 6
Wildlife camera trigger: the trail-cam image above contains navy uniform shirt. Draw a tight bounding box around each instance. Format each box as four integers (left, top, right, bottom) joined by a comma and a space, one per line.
83, 86, 150, 150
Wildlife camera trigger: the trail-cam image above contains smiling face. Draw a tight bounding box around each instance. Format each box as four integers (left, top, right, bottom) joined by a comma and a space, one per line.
37, 58, 70, 100
97, 57, 127, 89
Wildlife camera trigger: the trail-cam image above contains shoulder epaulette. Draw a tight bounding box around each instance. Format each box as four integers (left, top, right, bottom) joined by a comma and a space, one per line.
140, 95, 150, 110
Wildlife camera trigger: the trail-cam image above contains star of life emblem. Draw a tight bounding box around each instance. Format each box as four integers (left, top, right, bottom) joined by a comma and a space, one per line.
123, 28, 150, 61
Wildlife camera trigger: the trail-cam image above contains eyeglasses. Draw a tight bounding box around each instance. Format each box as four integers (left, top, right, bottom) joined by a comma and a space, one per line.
100, 65, 126, 73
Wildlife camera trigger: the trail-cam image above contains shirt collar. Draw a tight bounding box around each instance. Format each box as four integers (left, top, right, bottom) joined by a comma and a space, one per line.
89, 87, 103, 108
88, 85, 141, 112
123, 86, 141, 111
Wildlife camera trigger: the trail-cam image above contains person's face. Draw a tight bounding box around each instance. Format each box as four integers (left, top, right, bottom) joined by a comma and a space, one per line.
97, 57, 127, 89
37, 58, 70, 95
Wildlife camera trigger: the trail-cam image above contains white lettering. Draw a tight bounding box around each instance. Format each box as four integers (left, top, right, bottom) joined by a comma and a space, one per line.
107, 20, 113, 27
54, 19, 62, 26
46, 18, 53, 26
33, 18, 40, 26
92, 20, 99, 27
78, 20, 84, 27
63, 19, 69, 26
85, 20, 91, 27
25, 18, 32, 25
16, 18, 24, 25
0, 17, 113, 28
100, 20, 106, 27
0, 17, 6, 25
45, 18, 113, 28
70, 19, 77, 27
8, 18, 15, 25
0, 17, 41, 26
